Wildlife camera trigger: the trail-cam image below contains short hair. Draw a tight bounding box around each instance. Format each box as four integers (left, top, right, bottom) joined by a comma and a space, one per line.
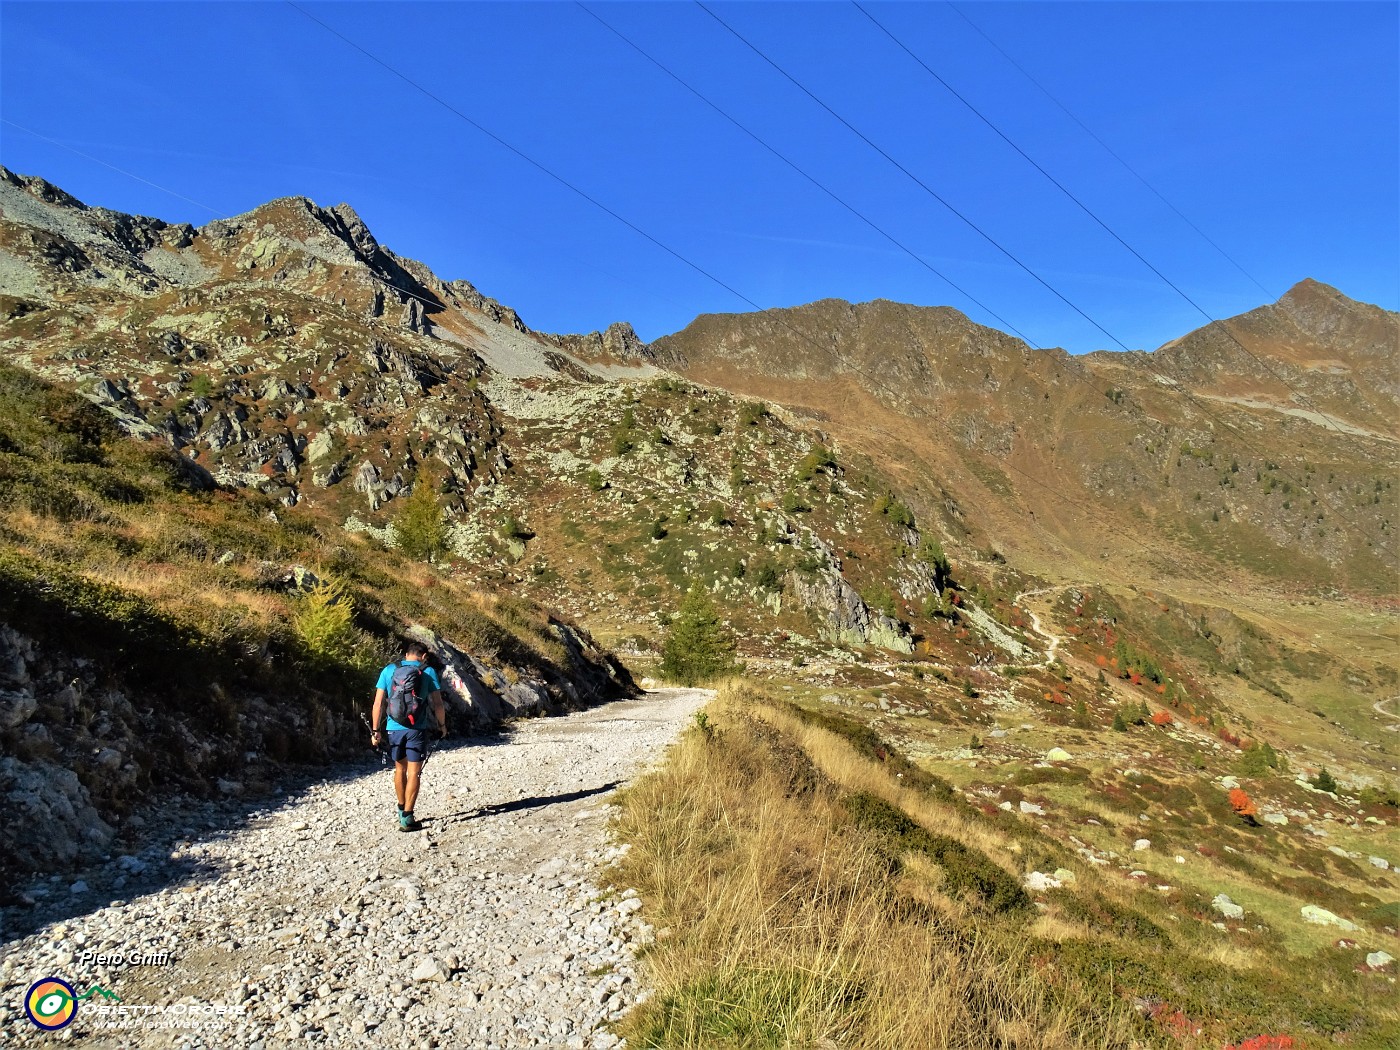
404, 640, 429, 659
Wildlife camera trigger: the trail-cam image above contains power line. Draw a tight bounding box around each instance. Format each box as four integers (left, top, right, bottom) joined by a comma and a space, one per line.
692, 0, 1380, 563
1, 118, 225, 218
289, 0, 1385, 594
282, 1, 781, 332
574, 2, 1033, 345
944, 1, 1277, 305
18, 3, 1388, 662
853, 1, 1363, 449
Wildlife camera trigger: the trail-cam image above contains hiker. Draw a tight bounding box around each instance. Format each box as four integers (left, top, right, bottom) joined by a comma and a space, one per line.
370, 641, 447, 831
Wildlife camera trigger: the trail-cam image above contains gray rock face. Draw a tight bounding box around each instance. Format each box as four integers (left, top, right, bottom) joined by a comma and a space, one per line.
0, 757, 115, 868
402, 297, 428, 334
789, 569, 912, 653
548, 322, 655, 363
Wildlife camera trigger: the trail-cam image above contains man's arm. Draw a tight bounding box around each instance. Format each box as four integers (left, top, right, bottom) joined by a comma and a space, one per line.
370, 687, 387, 742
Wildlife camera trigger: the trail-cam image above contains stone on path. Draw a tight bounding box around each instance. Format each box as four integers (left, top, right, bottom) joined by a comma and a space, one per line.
411, 957, 450, 984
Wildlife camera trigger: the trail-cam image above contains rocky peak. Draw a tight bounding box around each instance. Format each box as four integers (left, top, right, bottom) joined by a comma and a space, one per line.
0, 165, 87, 210
547, 321, 661, 364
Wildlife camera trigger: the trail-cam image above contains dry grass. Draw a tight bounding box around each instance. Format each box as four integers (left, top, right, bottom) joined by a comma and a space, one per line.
613, 681, 1400, 1049
613, 680, 1141, 1049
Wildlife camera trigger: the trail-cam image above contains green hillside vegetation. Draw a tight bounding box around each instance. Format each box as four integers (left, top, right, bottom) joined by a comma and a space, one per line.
613, 682, 1400, 1049
459, 375, 978, 659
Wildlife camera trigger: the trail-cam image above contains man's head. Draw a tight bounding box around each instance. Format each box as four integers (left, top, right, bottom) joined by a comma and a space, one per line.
404, 640, 430, 662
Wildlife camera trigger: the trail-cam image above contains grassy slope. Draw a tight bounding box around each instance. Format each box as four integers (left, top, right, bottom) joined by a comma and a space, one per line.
613, 682, 1399, 1049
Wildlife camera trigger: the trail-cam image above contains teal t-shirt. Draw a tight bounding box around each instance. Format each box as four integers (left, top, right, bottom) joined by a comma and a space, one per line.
377, 660, 441, 731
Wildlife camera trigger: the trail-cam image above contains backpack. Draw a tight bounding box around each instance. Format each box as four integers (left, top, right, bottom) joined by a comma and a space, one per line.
387, 662, 435, 729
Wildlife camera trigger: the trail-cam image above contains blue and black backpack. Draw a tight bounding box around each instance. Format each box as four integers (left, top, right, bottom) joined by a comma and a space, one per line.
387, 662, 435, 729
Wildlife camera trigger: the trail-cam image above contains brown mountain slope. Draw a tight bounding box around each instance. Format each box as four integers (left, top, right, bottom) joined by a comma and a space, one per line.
654, 288, 1399, 596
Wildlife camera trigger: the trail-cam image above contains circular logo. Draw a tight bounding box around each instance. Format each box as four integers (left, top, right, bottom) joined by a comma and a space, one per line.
24, 978, 77, 1030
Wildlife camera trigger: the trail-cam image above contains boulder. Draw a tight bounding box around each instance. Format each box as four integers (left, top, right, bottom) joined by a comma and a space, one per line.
1212, 894, 1244, 920
1023, 871, 1061, 892
1300, 905, 1359, 931
0, 689, 37, 729
1045, 748, 1073, 762
1366, 951, 1394, 970
1019, 801, 1045, 816
0, 757, 115, 870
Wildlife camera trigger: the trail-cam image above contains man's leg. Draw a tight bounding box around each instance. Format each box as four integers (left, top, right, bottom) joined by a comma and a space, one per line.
393, 761, 408, 810
403, 761, 423, 815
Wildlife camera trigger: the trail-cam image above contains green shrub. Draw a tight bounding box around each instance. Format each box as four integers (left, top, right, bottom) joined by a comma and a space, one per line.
750, 561, 782, 593
1312, 767, 1339, 793
737, 401, 767, 427
780, 489, 809, 514
918, 536, 951, 587
795, 445, 835, 481
292, 574, 359, 668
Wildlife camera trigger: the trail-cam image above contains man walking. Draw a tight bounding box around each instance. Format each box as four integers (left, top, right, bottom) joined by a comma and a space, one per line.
370, 640, 447, 831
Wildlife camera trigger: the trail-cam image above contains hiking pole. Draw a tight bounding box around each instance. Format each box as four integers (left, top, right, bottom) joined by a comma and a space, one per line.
360, 712, 389, 767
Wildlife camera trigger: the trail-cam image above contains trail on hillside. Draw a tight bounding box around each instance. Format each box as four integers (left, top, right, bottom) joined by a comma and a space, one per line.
1013, 587, 1064, 667
1, 689, 709, 1049
1375, 694, 1400, 732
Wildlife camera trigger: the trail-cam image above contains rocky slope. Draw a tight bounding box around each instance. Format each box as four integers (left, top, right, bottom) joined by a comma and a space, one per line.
0, 167, 951, 657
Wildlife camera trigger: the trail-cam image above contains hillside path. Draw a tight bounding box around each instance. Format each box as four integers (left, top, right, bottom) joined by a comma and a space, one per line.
1, 688, 709, 1049
1013, 587, 1064, 667
1375, 694, 1400, 732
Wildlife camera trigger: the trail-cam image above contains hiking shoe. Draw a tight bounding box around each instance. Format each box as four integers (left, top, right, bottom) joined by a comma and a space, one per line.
399, 811, 419, 832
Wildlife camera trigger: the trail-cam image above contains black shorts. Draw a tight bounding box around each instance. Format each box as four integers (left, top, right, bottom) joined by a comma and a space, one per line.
387, 728, 429, 764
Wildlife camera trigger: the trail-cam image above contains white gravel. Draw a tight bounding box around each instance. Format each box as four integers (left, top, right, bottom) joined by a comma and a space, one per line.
0, 689, 709, 1048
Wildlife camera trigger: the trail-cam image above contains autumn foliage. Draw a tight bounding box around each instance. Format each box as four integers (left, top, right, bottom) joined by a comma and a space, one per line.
1229, 787, 1258, 819
1150, 710, 1174, 726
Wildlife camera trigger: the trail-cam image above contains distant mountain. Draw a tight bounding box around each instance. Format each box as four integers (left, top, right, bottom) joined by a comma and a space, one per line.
2, 164, 1395, 616
655, 285, 1398, 592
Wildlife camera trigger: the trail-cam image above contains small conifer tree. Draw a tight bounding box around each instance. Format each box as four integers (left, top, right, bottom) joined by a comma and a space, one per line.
293, 574, 358, 668
660, 587, 740, 686
394, 476, 448, 561
1312, 767, 1338, 794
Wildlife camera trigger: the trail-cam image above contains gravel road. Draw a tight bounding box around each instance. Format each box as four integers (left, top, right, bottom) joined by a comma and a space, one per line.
1, 688, 709, 1048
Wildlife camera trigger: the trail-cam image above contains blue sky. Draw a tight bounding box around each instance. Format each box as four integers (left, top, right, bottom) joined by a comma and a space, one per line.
2, 1, 1396, 352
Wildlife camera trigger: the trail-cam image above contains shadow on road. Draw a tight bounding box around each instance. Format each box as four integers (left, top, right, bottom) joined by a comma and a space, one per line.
443, 781, 622, 824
